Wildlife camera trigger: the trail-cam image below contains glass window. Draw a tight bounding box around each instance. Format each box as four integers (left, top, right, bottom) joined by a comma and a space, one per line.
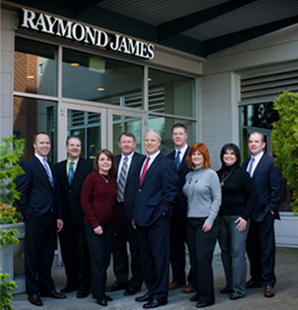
13, 97, 57, 163
14, 37, 58, 96
62, 49, 143, 106
67, 110, 101, 160
148, 69, 194, 117
148, 116, 195, 155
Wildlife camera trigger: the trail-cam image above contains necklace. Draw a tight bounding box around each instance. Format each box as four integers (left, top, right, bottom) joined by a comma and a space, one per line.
220, 171, 232, 187
99, 172, 109, 183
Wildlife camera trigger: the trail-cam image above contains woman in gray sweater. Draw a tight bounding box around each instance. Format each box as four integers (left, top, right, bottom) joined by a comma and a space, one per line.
183, 143, 221, 308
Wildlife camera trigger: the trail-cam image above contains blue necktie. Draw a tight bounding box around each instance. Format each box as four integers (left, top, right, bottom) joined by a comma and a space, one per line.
248, 157, 255, 177
42, 158, 54, 187
175, 150, 181, 169
69, 161, 75, 185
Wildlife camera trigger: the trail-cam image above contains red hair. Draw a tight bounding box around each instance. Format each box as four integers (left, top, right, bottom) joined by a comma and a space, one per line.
186, 142, 211, 169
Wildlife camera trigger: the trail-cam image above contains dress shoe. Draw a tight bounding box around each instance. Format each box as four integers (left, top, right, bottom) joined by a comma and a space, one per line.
246, 278, 263, 288
196, 301, 214, 308
77, 290, 89, 298
124, 286, 141, 296
60, 285, 78, 293
143, 299, 167, 309
230, 292, 245, 300
220, 286, 233, 294
40, 291, 66, 299
28, 294, 43, 306
264, 286, 275, 298
135, 292, 152, 302
168, 282, 185, 290
183, 284, 194, 294
190, 294, 199, 302
106, 282, 128, 292
104, 294, 113, 301
97, 298, 108, 306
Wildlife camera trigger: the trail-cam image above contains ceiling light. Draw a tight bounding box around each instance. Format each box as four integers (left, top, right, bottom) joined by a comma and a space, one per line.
148, 78, 152, 81
97, 88, 105, 91
71, 63, 80, 66
26, 75, 35, 79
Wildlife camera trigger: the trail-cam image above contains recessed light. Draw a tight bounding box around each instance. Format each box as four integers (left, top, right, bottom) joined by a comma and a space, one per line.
148, 78, 152, 81
27, 75, 35, 79
97, 88, 105, 91
71, 63, 80, 66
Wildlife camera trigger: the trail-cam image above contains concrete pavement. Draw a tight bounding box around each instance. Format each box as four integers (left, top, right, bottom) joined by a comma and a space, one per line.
12, 247, 298, 310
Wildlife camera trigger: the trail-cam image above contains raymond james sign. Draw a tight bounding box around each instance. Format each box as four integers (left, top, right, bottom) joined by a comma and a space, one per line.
19, 8, 155, 60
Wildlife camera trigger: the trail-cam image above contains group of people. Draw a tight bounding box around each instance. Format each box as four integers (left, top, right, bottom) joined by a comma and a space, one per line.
16, 126, 283, 309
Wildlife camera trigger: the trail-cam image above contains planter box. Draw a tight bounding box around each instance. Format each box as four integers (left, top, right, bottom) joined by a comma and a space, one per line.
275, 212, 298, 248
0, 222, 26, 294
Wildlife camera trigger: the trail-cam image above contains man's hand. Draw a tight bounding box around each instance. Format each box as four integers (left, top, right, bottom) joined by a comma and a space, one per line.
57, 219, 63, 233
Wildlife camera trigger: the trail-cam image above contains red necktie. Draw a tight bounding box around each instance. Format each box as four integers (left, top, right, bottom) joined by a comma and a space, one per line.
140, 157, 150, 185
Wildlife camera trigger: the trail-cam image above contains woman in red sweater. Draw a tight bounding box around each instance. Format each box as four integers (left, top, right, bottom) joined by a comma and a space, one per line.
81, 149, 117, 307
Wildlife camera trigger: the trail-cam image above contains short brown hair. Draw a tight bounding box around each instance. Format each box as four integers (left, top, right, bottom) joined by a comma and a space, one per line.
93, 149, 117, 176
172, 123, 187, 133
66, 135, 81, 146
249, 132, 265, 143
33, 132, 49, 144
186, 142, 211, 169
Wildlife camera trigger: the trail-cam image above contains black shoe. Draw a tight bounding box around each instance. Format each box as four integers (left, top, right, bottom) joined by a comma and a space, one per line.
40, 291, 66, 299
190, 294, 199, 302
220, 286, 233, 294
230, 292, 245, 300
143, 299, 167, 309
104, 294, 113, 301
124, 287, 141, 296
97, 298, 108, 306
77, 290, 89, 298
28, 294, 43, 306
246, 278, 263, 288
106, 282, 128, 292
60, 285, 79, 293
135, 292, 152, 302
196, 301, 214, 308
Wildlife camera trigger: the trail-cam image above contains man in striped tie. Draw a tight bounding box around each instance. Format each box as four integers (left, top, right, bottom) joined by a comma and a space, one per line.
16, 132, 66, 307
134, 129, 178, 309
106, 132, 145, 296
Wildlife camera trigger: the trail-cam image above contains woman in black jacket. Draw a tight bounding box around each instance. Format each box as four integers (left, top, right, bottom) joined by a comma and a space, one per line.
217, 143, 256, 300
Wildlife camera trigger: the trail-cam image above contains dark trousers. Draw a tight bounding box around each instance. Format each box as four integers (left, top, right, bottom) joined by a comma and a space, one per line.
246, 212, 276, 286
24, 211, 56, 295
218, 215, 250, 295
59, 215, 91, 291
85, 221, 115, 299
170, 215, 192, 284
137, 215, 170, 303
186, 217, 219, 304
112, 204, 142, 288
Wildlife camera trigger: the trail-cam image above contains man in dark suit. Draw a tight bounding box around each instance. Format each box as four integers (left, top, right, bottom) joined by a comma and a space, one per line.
55, 136, 93, 298
16, 132, 66, 307
134, 129, 178, 309
242, 132, 283, 298
106, 132, 145, 296
167, 124, 193, 293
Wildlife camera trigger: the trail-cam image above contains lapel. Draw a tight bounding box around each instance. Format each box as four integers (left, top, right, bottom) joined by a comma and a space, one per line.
70, 157, 82, 186
140, 153, 162, 187
253, 153, 266, 178
178, 146, 189, 172
126, 153, 137, 185
33, 156, 53, 187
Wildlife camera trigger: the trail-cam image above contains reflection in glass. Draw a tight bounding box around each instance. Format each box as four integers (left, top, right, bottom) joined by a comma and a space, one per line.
112, 115, 142, 155
14, 37, 58, 96
148, 116, 195, 155
13, 97, 57, 163
62, 49, 143, 106
148, 69, 194, 117
67, 110, 101, 160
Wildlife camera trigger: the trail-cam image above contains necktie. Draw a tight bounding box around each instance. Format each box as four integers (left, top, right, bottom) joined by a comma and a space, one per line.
117, 157, 128, 202
175, 150, 181, 168
248, 157, 255, 177
68, 161, 75, 185
42, 158, 54, 187
140, 157, 150, 185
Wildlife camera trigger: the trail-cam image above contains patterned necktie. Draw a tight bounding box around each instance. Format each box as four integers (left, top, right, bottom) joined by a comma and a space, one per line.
175, 150, 181, 168
140, 157, 150, 185
42, 158, 54, 187
248, 157, 255, 177
68, 161, 75, 185
117, 157, 128, 202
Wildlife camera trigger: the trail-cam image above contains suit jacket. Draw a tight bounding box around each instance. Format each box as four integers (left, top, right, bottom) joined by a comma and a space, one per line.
167, 146, 191, 220
16, 155, 62, 219
134, 153, 178, 227
54, 158, 93, 226
242, 154, 283, 222
115, 152, 146, 223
